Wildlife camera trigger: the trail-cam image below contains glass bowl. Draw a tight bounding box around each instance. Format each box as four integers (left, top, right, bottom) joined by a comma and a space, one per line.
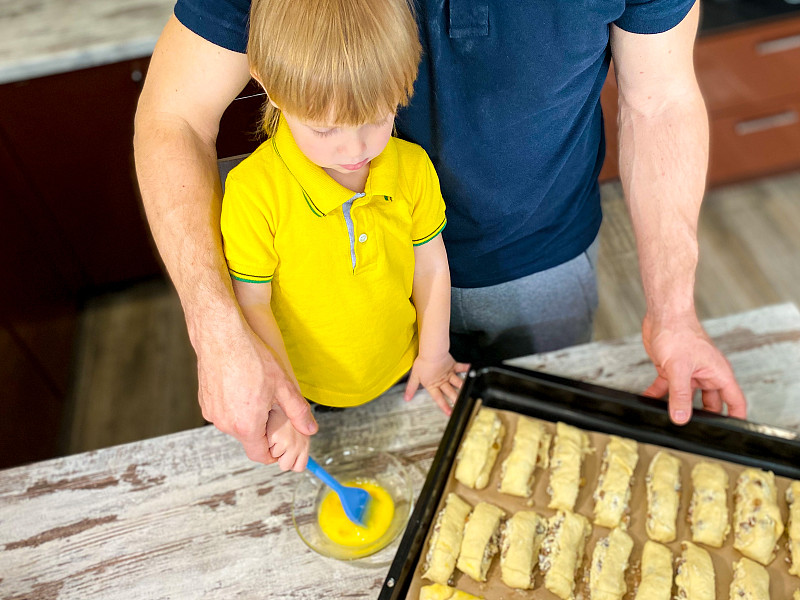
292, 446, 413, 567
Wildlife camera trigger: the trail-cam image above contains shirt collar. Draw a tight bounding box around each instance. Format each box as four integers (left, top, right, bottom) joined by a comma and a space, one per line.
271, 115, 398, 216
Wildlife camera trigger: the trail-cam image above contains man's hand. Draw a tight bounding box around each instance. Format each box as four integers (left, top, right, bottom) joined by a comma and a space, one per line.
196, 324, 317, 464
403, 353, 470, 415
641, 313, 747, 425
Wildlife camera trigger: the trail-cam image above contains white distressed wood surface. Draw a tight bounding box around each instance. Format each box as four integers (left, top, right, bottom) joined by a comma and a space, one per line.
1, 304, 799, 600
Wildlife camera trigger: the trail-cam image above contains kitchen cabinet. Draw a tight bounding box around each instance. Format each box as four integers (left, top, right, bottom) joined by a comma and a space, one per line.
0, 129, 78, 468
0, 57, 161, 292
0, 57, 164, 467
600, 14, 800, 186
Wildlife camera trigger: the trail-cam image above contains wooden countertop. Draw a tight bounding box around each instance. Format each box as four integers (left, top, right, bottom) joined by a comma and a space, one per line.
0, 0, 171, 85
1, 303, 799, 599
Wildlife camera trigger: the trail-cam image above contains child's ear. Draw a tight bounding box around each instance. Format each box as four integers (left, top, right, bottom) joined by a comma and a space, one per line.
249, 74, 280, 111
250, 72, 267, 93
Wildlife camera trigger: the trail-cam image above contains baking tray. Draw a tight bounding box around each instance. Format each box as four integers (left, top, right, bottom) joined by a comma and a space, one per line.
378, 365, 800, 599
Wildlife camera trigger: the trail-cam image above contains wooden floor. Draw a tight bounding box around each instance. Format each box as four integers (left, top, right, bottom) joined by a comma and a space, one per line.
66, 170, 800, 454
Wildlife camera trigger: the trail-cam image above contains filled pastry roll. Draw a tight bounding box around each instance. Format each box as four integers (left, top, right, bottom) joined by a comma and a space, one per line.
733, 468, 784, 565
728, 557, 770, 600
539, 510, 592, 600
499, 510, 547, 589
422, 493, 473, 585
419, 584, 482, 600
633, 540, 673, 600
787, 480, 800, 577
593, 435, 639, 529
456, 501, 505, 582
689, 461, 730, 548
675, 541, 715, 600
455, 408, 505, 490
499, 416, 551, 499
588, 527, 634, 600
645, 451, 681, 542
548, 422, 592, 512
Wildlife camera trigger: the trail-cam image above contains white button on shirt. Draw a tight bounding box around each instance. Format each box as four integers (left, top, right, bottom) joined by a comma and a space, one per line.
358, 233, 368, 243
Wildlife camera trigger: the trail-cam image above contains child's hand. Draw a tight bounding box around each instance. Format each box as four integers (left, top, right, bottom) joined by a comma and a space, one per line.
403, 353, 470, 415
266, 405, 310, 472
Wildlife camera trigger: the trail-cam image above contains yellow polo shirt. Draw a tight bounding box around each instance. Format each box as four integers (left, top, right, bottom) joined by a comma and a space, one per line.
221, 118, 446, 407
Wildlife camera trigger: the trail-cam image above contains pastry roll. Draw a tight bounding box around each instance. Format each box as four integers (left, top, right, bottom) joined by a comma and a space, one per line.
733, 468, 784, 565
674, 541, 715, 600
588, 527, 634, 600
689, 461, 730, 548
593, 435, 639, 529
539, 510, 592, 600
499, 416, 551, 498
645, 451, 681, 542
728, 557, 770, 600
422, 493, 472, 585
548, 422, 592, 512
787, 480, 800, 577
455, 408, 505, 490
456, 502, 505, 582
633, 540, 673, 600
419, 584, 482, 600
499, 510, 547, 589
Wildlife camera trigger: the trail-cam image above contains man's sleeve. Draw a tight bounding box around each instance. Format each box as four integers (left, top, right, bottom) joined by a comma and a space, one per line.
410, 151, 447, 247
615, 0, 696, 35
174, 0, 251, 53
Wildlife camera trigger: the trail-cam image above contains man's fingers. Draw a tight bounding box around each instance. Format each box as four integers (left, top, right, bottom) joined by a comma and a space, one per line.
275, 389, 318, 436
454, 362, 471, 373
666, 363, 694, 426
643, 376, 669, 399
701, 388, 723, 414
720, 382, 747, 419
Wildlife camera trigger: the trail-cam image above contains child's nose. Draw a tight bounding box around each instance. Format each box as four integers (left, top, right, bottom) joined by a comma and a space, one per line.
341, 135, 367, 158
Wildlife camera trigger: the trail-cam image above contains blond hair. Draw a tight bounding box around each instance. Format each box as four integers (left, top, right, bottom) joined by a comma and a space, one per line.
248, 0, 421, 137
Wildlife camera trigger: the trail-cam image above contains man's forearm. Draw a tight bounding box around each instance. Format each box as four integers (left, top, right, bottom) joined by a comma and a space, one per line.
617, 89, 709, 325
133, 114, 244, 347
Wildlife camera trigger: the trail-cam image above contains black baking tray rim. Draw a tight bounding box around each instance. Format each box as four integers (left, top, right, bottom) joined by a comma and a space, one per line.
378, 364, 800, 599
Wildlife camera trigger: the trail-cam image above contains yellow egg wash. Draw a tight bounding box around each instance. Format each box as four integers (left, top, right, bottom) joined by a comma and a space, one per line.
317, 479, 394, 548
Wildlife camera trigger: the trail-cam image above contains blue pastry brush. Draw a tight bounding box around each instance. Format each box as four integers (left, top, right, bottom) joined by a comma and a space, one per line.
307, 456, 371, 526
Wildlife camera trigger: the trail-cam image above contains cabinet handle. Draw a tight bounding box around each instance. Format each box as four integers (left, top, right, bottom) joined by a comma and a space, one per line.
734, 110, 798, 136
756, 33, 800, 55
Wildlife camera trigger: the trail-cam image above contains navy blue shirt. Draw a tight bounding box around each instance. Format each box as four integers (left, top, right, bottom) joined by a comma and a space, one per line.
175, 0, 695, 288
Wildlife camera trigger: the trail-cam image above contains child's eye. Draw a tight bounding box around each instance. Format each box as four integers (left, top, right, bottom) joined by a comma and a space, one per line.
312, 128, 337, 137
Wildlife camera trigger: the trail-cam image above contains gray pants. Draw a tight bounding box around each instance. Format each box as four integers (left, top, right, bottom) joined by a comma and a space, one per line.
450, 237, 599, 366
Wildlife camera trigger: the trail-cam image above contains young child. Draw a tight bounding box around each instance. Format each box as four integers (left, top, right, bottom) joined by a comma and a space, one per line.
221, 0, 468, 471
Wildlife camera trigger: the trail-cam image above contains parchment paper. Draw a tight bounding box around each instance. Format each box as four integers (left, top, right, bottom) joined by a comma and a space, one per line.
406, 401, 799, 599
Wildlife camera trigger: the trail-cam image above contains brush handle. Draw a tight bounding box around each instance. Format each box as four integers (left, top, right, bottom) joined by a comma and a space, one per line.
306, 457, 345, 494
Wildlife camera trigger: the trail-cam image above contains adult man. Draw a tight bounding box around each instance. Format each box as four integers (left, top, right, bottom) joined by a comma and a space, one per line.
134, 0, 747, 467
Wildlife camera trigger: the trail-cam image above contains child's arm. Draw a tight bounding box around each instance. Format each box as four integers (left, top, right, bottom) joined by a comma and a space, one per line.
404, 235, 470, 415
232, 279, 310, 471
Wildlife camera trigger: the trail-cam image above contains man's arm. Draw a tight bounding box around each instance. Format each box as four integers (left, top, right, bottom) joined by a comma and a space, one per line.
133, 16, 316, 462
610, 2, 746, 424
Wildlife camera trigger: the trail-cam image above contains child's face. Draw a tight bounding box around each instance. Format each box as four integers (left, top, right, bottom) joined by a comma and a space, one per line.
281, 109, 395, 178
